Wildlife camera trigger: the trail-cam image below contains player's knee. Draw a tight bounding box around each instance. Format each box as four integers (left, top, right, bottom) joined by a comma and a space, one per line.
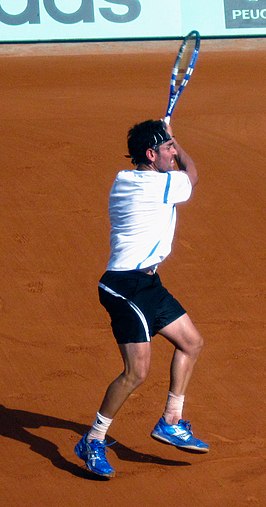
191, 331, 204, 357
126, 363, 149, 389
132, 365, 149, 387
180, 329, 203, 359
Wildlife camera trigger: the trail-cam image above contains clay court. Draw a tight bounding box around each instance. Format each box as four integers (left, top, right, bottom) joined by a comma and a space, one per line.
0, 38, 265, 506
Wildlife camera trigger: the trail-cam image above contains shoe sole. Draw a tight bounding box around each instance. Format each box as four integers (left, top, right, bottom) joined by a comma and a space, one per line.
86, 464, 115, 478
151, 431, 209, 453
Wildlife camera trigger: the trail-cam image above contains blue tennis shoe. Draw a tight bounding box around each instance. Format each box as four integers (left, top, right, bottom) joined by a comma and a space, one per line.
151, 417, 209, 453
75, 433, 115, 478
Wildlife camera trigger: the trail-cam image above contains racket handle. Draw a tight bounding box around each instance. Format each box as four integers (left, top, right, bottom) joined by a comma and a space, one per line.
164, 116, 171, 125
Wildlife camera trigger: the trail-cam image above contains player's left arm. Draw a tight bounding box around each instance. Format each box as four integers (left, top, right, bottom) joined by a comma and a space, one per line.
173, 139, 198, 188
162, 120, 198, 187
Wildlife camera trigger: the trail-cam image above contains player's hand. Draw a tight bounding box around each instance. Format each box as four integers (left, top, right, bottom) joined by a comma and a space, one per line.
161, 118, 174, 138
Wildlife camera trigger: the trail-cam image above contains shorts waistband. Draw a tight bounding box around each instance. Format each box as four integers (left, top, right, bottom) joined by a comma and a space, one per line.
138, 265, 158, 275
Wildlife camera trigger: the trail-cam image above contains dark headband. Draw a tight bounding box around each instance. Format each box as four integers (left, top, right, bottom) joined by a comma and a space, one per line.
150, 130, 172, 150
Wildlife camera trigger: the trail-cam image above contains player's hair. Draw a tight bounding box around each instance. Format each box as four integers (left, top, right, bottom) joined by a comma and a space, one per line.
127, 119, 171, 165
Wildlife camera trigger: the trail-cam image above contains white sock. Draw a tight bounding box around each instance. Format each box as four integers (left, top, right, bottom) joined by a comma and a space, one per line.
163, 391, 185, 425
87, 412, 113, 442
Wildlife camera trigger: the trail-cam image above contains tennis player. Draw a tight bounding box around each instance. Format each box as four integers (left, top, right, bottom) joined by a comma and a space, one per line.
75, 119, 209, 477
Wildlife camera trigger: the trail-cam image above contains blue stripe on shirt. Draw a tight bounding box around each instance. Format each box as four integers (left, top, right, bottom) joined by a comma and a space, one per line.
163, 173, 171, 203
136, 240, 161, 269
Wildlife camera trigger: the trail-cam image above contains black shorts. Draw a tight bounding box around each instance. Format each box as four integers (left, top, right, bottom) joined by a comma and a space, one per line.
98, 270, 186, 344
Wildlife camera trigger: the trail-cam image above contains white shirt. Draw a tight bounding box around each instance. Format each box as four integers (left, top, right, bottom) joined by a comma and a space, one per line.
107, 169, 192, 271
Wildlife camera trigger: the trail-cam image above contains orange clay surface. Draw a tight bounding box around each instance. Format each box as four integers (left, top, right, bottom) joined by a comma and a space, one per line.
0, 39, 265, 507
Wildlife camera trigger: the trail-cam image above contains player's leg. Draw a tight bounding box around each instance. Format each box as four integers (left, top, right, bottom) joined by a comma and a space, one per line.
151, 313, 209, 452
98, 341, 151, 418
160, 313, 203, 406
75, 341, 151, 477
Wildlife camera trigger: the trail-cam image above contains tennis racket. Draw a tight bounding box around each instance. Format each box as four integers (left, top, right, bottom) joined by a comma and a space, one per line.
164, 30, 200, 125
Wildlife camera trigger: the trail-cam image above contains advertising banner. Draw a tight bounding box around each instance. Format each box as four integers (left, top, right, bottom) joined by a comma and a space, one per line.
0, 0, 181, 41
0, 0, 265, 42
180, 0, 266, 37
224, 0, 266, 29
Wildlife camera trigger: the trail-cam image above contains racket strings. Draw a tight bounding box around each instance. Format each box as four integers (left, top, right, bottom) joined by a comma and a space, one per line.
174, 40, 196, 90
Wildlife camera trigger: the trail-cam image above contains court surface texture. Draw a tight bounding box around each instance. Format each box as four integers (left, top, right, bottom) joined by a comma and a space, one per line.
0, 38, 265, 507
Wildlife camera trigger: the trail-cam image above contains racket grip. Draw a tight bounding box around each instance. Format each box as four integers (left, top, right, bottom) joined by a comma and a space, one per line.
164, 116, 171, 125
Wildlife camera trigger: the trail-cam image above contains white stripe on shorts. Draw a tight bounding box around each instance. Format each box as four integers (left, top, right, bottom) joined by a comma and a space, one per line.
98, 281, 151, 342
